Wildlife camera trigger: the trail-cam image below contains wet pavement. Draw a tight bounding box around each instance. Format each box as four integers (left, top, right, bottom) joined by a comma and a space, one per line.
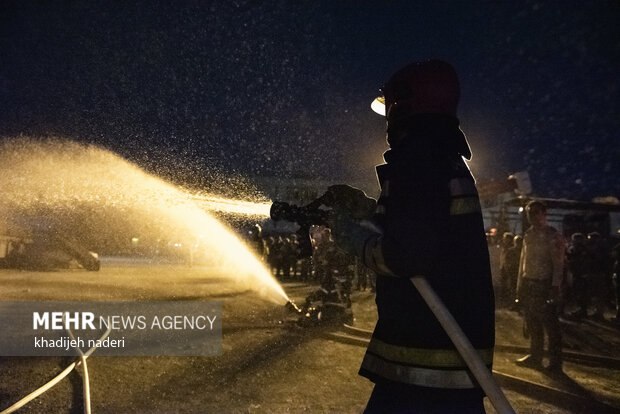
1, 269, 619, 413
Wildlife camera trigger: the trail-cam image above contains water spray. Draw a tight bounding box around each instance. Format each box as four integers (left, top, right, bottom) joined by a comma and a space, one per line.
189, 194, 271, 217
0, 138, 294, 413
0, 138, 289, 304
284, 299, 302, 314
270, 185, 376, 314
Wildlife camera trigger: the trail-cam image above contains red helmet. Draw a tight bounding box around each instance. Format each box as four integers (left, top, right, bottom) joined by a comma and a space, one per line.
372, 59, 460, 120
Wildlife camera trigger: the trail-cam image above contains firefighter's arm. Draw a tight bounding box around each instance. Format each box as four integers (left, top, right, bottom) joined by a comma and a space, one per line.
373, 177, 449, 278
328, 210, 381, 260
359, 225, 441, 278
356, 189, 445, 278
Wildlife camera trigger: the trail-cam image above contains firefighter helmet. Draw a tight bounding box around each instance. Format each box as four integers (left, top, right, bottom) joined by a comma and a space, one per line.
371, 59, 460, 120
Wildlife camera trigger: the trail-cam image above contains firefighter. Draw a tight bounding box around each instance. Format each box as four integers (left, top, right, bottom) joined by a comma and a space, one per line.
329, 59, 494, 413
499, 232, 515, 306
515, 201, 564, 373
302, 266, 353, 325
506, 235, 523, 310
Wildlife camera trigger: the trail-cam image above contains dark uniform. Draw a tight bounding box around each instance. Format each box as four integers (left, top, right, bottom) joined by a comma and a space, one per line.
303, 271, 353, 325
329, 59, 495, 413
358, 115, 494, 408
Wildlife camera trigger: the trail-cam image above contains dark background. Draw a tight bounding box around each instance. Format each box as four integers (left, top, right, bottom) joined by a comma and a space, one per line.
1, 1, 618, 199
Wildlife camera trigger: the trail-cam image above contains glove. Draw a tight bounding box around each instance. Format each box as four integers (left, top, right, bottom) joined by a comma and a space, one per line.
325, 184, 377, 220
328, 209, 379, 258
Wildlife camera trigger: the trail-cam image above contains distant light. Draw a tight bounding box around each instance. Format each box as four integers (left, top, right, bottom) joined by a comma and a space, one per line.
131, 237, 139, 244
174, 243, 182, 247
518, 207, 524, 213
371, 96, 385, 116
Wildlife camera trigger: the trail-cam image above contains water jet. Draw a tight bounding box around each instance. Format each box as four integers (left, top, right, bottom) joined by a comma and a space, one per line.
0, 138, 288, 304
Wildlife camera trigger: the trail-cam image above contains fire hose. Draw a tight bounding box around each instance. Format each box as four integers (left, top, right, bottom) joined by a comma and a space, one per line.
410, 276, 515, 414
273, 186, 516, 414
0, 321, 112, 414
290, 278, 516, 413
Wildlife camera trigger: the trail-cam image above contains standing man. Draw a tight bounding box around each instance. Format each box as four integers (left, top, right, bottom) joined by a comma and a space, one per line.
515, 201, 564, 373
330, 59, 495, 413
499, 232, 516, 306
506, 235, 523, 309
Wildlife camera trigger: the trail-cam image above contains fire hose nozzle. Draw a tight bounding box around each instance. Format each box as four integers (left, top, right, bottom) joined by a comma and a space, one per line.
270, 185, 376, 259
285, 300, 302, 314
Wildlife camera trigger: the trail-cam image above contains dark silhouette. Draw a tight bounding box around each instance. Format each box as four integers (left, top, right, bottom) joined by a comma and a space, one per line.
329, 59, 494, 413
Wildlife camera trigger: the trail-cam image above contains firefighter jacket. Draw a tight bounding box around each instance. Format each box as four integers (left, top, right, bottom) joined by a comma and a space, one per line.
359, 114, 495, 389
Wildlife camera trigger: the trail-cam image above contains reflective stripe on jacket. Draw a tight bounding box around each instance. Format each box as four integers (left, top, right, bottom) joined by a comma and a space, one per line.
358, 117, 495, 389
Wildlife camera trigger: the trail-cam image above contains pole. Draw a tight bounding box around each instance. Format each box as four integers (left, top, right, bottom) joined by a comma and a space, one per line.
410, 276, 516, 414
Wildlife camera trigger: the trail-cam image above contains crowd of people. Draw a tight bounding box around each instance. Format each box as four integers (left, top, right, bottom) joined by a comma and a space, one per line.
495, 223, 620, 324
250, 225, 376, 292
246, 224, 376, 325
491, 200, 620, 374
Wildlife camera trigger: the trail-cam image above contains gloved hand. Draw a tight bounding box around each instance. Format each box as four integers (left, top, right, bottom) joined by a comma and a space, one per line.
328, 209, 379, 258
325, 184, 377, 220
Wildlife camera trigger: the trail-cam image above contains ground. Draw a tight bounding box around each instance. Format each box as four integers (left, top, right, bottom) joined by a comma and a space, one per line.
1, 261, 619, 413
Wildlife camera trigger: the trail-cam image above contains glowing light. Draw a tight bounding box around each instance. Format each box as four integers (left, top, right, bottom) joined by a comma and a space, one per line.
371, 96, 386, 116
0, 138, 288, 304
189, 194, 271, 216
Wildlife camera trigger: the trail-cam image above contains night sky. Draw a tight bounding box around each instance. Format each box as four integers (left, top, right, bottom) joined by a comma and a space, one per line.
1, 1, 619, 200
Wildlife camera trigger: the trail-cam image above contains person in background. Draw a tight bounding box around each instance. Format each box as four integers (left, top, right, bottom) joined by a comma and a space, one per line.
505, 235, 523, 310
499, 232, 515, 306
566, 232, 589, 319
516, 201, 564, 373
585, 232, 610, 320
